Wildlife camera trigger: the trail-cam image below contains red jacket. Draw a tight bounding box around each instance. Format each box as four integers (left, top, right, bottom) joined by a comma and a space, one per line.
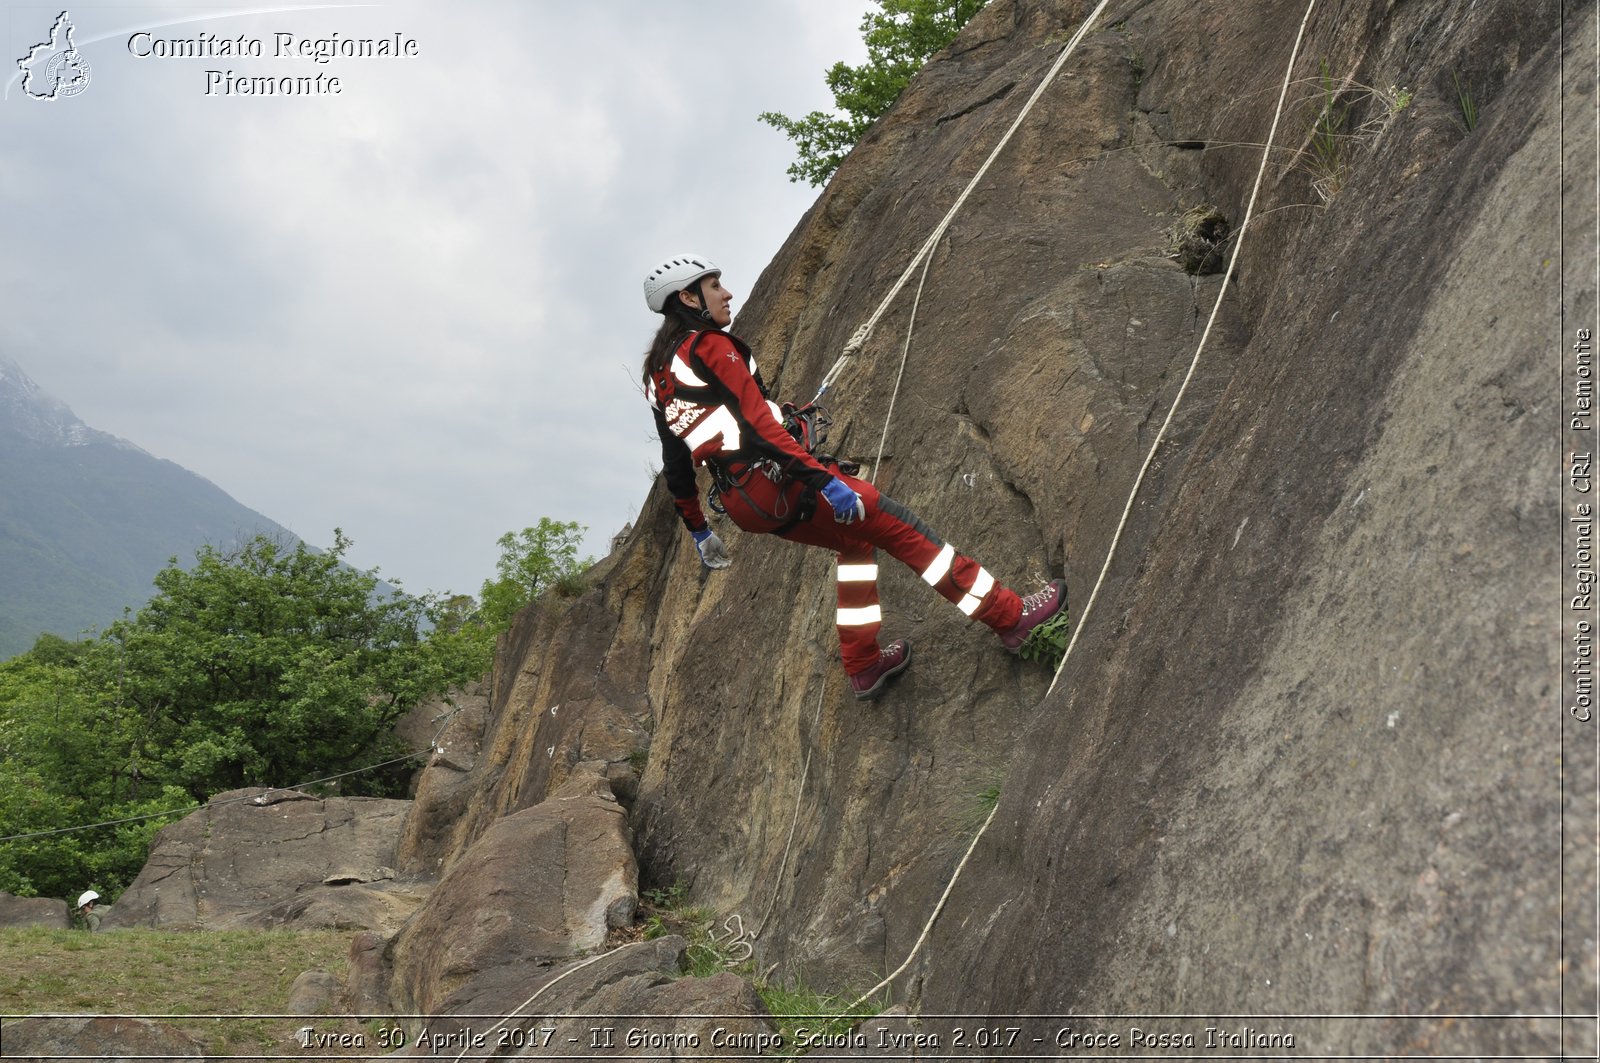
648, 329, 833, 532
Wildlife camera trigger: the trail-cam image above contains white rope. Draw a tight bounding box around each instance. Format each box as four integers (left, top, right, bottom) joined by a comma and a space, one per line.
850, 0, 1323, 1003
451, 945, 630, 1062
848, 797, 1000, 1011
814, 0, 1115, 401
868, 246, 938, 484
1047, 0, 1320, 697
753, 683, 829, 938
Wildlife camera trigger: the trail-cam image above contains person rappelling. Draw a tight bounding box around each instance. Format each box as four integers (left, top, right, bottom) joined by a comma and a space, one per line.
641, 253, 1067, 699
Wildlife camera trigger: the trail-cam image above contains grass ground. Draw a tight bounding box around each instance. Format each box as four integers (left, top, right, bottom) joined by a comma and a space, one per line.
0, 927, 374, 1057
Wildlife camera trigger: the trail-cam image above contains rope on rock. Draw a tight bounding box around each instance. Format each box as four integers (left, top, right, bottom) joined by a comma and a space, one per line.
869, 246, 938, 484
812, 0, 1116, 406
849, 0, 1324, 1003
753, 682, 829, 939
451, 945, 631, 1063
1045, 0, 1319, 699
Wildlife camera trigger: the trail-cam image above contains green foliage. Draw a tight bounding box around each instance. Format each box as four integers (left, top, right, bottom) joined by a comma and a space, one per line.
0, 517, 590, 904
1017, 609, 1071, 670
0, 530, 502, 900
93, 532, 431, 801
0, 650, 190, 897
1305, 60, 1354, 201
1451, 68, 1478, 133
1296, 66, 1414, 204
759, 981, 886, 1058
477, 519, 592, 633
760, 0, 989, 185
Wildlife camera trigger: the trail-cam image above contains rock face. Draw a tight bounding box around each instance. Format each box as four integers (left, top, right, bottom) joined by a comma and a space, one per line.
72, 1, 1588, 1058
0, 892, 69, 929
0, 1016, 203, 1061
399, 938, 775, 1059
386, 762, 639, 1019
107, 788, 423, 932
411, 0, 1585, 1059
392, 548, 657, 880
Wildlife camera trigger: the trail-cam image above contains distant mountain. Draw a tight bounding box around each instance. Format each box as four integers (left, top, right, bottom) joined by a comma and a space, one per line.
0, 356, 299, 659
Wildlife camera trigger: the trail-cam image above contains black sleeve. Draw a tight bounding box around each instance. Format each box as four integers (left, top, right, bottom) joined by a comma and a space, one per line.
654, 405, 708, 533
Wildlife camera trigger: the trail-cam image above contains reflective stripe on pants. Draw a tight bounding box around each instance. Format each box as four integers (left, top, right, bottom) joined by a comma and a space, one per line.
716, 467, 1022, 675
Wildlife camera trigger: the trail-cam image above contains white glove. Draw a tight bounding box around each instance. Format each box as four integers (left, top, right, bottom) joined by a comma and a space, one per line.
692, 528, 732, 569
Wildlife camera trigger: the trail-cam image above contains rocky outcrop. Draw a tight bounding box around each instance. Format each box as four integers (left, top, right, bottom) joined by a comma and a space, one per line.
416, 0, 1583, 1058
0, 1016, 203, 1061
286, 970, 342, 1016
385, 762, 639, 1020
106, 787, 424, 932
54, 2, 1586, 1059
916, 5, 1577, 1057
0, 892, 69, 929
398, 937, 774, 1060
391, 548, 657, 881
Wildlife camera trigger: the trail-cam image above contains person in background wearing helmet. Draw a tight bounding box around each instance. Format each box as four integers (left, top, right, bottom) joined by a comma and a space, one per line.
641, 253, 1067, 699
75, 890, 105, 931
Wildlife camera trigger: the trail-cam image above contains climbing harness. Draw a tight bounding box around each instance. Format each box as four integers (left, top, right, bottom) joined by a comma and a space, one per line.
704, 398, 855, 533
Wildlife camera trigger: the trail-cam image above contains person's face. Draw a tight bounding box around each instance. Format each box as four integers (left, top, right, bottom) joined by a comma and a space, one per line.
680, 274, 733, 327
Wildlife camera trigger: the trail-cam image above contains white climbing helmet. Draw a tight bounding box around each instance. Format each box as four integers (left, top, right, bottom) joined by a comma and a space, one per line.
643, 253, 720, 314
77, 890, 99, 908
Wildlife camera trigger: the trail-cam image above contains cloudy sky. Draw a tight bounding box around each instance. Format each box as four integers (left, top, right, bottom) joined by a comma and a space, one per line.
1, 1, 868, 598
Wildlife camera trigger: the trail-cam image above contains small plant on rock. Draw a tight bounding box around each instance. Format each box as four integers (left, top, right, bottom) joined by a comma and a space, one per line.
1018, 610, 1071, 671
1294, 64, 1413, 203
758, 980, 887, 1058
637, 883, 751, 977
1451, 68, 1479, 133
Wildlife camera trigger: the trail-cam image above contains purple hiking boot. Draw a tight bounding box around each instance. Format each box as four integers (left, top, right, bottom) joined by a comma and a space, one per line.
850, 638, 912, 700
999, 579, 1068, 653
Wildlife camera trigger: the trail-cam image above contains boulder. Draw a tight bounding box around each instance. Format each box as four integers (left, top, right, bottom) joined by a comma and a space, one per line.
285, 970, 342, 1016
0, 892, 69, 929
0, 1016, 202, 1061
387, 762, 638, 1018
105, 787, 421, 932
400, 936, 775, 1059
345, 931, 393, 1018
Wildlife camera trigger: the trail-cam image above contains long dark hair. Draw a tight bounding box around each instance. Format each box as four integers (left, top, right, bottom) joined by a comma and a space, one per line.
641, 284, 710, 388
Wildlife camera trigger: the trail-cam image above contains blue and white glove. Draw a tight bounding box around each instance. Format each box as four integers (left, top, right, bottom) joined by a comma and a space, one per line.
820, 477, 866, 525
692, 528, 732, 569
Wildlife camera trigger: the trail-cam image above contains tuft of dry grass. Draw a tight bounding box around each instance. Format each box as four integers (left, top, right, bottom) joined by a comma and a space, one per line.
0, 927, 378, 1057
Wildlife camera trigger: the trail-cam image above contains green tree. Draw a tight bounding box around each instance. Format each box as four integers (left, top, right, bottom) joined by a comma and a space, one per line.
759, 0, 989, 185
93, 532, 432, 801
477, 519, 592, 633
0, 648, 185, 898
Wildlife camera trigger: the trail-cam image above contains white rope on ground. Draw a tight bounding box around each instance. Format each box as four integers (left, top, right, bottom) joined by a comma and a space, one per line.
1047, 0, 1320, 698
814, 0, 1116, 403
846, 0, 1323, 1004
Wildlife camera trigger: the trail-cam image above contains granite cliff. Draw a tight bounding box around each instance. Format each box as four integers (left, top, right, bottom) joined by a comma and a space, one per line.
84, 0, 1594, 1057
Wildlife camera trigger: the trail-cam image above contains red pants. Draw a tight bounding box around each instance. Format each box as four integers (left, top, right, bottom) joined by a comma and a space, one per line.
716, 466, 1022, 675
